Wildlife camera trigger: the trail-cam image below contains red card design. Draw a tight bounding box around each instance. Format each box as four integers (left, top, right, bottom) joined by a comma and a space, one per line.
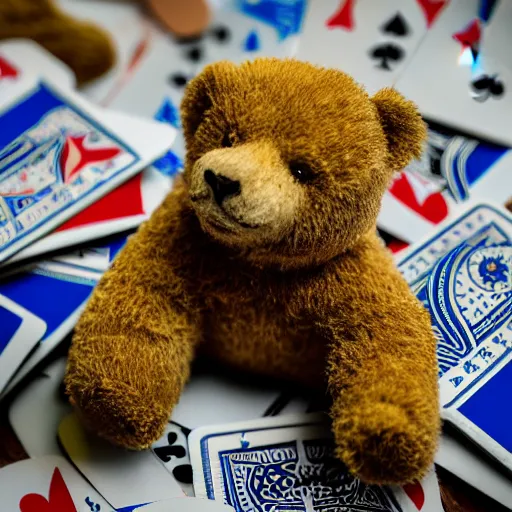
417, 0, 449, 28
388, 171, 448, 224
56, 172, 144, 232
452, 18, 481, 49
0, 56, 18, 79
326, 0, 355, 30
403, 481, 426, 510
19, 467, 77, 512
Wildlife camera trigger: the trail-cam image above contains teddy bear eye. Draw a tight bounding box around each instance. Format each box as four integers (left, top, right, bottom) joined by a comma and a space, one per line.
221, 132, 233, 148
289, 161, 314, 183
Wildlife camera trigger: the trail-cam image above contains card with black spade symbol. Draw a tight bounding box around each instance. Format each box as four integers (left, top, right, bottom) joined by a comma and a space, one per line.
396, 0, 512, 146
297, 0, 449, 95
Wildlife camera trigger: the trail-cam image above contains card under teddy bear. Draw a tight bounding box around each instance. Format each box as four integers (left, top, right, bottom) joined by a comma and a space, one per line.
398, 201, 512, 470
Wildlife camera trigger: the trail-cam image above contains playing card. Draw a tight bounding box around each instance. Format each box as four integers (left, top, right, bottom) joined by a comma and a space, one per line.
0, 234, 127, 396
0, 77, 173, 263
0, 293, 46, 394
128, 498, 235, 512
479, 0, 512, 75
398, 201, 512, 470
0, 38, 76, 90
172, 363, 312, 430
378, 122, 512, 243
396, 0, 512, 146
152, 362, 314, 496
58, 412, 184, 509
436, 430, 512, 509
0, 455, 110, 511
5, 105, 176, 265
8, 357, 72, 458
189, 413, 442, 512
296, 0, 449, 95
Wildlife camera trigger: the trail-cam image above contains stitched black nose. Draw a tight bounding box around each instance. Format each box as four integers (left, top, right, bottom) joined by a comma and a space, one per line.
204, 169, 241, 205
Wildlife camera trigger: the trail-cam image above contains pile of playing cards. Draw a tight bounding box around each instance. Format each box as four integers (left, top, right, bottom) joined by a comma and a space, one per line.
1, 0, 512, 511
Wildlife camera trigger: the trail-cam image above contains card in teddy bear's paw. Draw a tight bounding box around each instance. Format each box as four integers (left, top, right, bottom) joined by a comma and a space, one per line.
398, 201, 512, 471
188, 413, 443, 512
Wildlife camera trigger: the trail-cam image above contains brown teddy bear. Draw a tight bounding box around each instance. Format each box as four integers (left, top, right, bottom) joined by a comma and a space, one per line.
0, 0, 115, 85
65, 58, 440, 485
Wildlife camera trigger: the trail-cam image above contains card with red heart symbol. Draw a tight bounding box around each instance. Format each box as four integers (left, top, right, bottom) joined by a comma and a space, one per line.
0, 455, 109, 512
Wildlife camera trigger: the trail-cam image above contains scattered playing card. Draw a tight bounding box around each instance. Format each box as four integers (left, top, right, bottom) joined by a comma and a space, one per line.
396, 0, 512, 146
58, 413, 184, 509
0, 38, 76, 90
0, 455, 109, 511
131, 497, 236, 512
0, 234, 127, 396
152, 362, 314, 496
189, 413, 442, 511
378, 122, 512, 243
8, 357, 72, 457
398, 201, 512, 470
0, 293, 46, 394
5, 105, 175, 265
297, 0, 449, 95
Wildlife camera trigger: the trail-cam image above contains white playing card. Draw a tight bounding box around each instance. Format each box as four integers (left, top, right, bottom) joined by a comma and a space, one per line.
5, 104, 175, 266
8, 357, 72, 458
189, 413, 442, 512
0, 455, 110, 511
133, 498, 235, 512
171, 366, 310, 430
0, 294, 46, 394
0, 235, 127, 397
153, 365, 312, 497
0, 38, 76, 90
436, 430, 512, 509
296, 0, 449, 95
396, 0, 512, 146
58, 412, 184, 509
478, 0, 512, 75
0, 75, 174, 265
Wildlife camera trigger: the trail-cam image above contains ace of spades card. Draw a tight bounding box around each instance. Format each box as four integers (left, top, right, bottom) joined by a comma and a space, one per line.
296, 0, 449, 95
396, 0, 512, 146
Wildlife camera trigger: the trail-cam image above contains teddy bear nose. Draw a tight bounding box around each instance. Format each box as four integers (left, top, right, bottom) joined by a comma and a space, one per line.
204, 169, 241, 205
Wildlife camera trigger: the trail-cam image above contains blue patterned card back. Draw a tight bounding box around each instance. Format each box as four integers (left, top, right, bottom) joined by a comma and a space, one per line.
398, 203, 512, 469
0, 82, 138, 262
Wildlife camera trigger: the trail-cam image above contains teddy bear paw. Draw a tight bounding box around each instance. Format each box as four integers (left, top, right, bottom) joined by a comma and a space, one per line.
67, 374, 170, 450
332, 399, 436, 485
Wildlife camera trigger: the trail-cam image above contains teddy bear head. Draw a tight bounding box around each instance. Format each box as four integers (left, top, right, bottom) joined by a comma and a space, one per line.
182, 59, 425, 269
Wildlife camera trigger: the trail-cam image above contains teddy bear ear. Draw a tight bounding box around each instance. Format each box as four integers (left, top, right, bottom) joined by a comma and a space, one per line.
371, 88, 427, 171
180, 61, 237, 144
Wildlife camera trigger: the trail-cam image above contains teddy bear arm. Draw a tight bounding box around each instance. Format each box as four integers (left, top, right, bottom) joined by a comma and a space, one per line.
318, 248, 440, 484
65, 193, 201, 449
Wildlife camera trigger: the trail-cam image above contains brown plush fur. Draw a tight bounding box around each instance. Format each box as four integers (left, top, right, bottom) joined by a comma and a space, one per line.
0, 0, 115, 85
65, 59, 440, 485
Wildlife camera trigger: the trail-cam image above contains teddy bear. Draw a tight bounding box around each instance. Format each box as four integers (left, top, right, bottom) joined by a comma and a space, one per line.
65, 58, 440, 485
0, 0, 115, 84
